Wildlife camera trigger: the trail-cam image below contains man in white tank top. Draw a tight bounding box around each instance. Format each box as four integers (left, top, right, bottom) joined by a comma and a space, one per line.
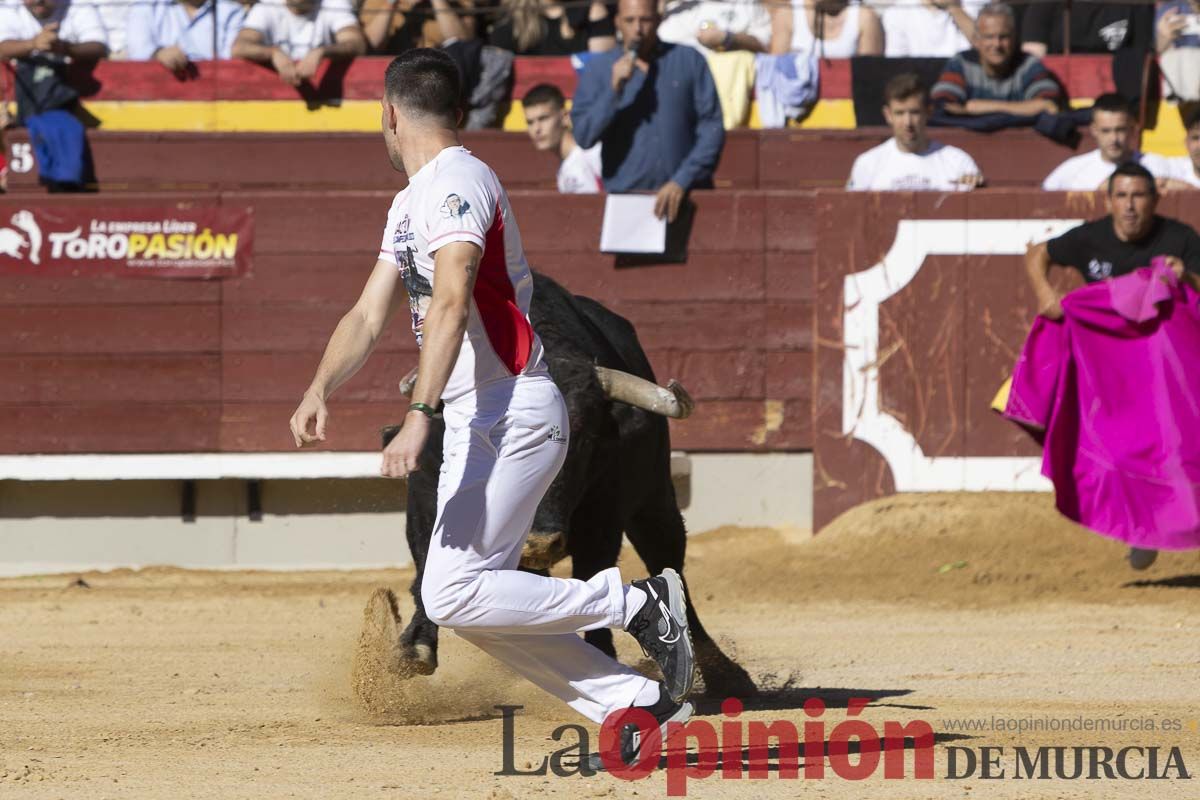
288, 49, 696, 770
848, 72, 983, 190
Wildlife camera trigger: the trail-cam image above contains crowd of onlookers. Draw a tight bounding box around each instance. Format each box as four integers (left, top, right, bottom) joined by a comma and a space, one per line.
0, 0, 1197, 196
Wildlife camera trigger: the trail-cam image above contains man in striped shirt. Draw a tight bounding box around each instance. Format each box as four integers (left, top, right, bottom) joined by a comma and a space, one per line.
931, 2, 1065, 119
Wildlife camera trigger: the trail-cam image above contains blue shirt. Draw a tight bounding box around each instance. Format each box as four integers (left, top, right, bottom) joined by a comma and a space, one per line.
126, 0, 247, 62
571, 42, 725, 192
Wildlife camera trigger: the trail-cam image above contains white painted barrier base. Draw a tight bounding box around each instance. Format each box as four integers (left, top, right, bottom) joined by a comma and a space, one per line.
0, 453, 813, 577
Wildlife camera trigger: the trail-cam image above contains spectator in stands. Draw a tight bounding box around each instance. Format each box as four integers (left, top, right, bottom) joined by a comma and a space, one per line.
571, 0, 724, 221
1022, 0, 1153, 56
0, 0, 107, 64
931, 3, 1064, 119
0, 0, 106, 191
359, 0, 476, 54
522, 83, 603, 193
127, 0, 247, 71
769, 0, 882, 58
847, 72, 983, 190
657, 0, 771, 54
232, 0, 366, 86
92, 0, 132, 57
1161, 106, 1200, 189
883, 0, 983, 58
1156, 0, 1200, 105
488, 0, 614, 55
1042, 94, 1170, 191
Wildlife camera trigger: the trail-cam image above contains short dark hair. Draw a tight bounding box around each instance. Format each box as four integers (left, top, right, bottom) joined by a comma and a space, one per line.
384, 49, 461, 124
1091, 92, 1133, 118
522, 83, 566, 111
1107, 161, 1157, 196
883, 72, 928, 106
1184, 105, 1200, 132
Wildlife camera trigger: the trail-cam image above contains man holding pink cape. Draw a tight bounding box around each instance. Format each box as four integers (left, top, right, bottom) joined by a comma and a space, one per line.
1019, 162, 1200, 569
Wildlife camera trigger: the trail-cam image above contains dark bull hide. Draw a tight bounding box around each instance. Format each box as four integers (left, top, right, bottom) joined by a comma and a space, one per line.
381, 272, 756, 697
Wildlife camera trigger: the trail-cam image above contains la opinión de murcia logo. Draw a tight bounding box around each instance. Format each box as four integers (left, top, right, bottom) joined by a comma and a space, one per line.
497, 697, 937, 796
495, 699, 1193, 795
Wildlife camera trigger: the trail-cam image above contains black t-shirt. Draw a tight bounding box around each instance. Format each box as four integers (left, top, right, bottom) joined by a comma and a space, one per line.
1047, 216, 1200, 282
1020, 1, 1153, 54
488, 6, 614, 55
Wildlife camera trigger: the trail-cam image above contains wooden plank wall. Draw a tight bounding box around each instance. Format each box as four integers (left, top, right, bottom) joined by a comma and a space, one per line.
0, 191, 816, 455
5, 128, 1087, 193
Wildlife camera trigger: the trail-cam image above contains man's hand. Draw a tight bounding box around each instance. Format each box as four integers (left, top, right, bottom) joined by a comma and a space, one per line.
270, 48, 300, 86
381, 410, 430, 478
154, 45, 190, 74
697, 25, 726, 49
653, 180, 685, 222
956, 172, 984, 190
32, 22, 60, 53
289, 390, 329, 447
611, 51, 635, 92
1163, 255, 1186, 281
296, 46, 324, 82
1037, 291, 1064, 320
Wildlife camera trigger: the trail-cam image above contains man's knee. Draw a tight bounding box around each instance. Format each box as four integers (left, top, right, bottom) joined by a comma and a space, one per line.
421, 572, 470, 628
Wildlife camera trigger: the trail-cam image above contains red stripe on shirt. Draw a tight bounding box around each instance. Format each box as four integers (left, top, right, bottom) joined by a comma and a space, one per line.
473, 201, 533, 376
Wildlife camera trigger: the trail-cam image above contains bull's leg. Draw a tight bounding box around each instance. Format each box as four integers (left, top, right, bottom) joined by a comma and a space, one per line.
624, 502, 758, 698
566, 499, 624, 660
393, 434, 445, 677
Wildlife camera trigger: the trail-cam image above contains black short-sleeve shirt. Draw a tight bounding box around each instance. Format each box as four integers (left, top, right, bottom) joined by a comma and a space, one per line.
1046, 215, 1200, 282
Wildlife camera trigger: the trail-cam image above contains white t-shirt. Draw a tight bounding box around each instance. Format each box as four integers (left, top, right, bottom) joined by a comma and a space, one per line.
1165, 155, 1200, 187
882, 0, 985, 57
657, 0, 772, 52
1041, 149, 1172, 191
241, 0, 357, 58
557, 144, 603, 194
0, 0, 106, 46
846, 138, 981, 191
378, 146, 545, 403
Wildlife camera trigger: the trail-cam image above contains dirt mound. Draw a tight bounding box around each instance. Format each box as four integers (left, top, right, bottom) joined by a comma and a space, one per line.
679, 493, 1200, 610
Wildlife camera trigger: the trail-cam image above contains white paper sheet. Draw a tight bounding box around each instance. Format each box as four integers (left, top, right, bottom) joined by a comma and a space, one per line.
599, 194, 667, 254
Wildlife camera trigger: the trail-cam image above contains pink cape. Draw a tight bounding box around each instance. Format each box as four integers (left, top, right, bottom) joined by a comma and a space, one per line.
1004, 259, 1200, 550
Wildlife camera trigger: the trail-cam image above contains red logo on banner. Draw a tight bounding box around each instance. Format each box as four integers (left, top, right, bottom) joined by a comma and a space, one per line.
0, 206, 254, 279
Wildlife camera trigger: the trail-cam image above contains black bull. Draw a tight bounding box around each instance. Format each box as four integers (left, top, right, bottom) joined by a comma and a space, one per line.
381, 272, 756, 697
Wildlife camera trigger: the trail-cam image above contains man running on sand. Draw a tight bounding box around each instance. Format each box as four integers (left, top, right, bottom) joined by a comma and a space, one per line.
287, 48, 694, 769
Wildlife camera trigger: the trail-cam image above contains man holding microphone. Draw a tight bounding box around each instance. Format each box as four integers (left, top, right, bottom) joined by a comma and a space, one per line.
570, 0, 725, 222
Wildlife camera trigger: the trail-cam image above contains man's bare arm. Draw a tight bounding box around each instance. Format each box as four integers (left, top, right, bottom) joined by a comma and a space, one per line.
306, 258, 406, 401
408, 241, 481, 407
231, 28, 275, 62
963, 97, 1060, 116
1025, 241, 1063, 319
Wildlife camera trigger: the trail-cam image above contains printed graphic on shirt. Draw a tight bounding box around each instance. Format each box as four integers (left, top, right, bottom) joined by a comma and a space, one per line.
1088, 259, 1114, 280
393, 224, 432, 345
439, 194, 472, 219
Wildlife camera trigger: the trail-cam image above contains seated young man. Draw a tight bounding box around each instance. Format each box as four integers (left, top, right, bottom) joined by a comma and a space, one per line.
231, 0, 366, 87
848, 72, 983, 191
1042, 93, 1171, 191
521, 83, 603, 194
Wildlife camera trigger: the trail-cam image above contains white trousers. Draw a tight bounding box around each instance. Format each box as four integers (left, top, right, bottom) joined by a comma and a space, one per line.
420, 372, 654, 723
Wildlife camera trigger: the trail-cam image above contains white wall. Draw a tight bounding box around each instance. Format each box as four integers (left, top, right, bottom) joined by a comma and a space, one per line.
0, 454, 811, 577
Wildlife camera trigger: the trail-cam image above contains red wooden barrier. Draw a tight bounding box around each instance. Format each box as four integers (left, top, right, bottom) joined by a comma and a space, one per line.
0, 190, 814, 455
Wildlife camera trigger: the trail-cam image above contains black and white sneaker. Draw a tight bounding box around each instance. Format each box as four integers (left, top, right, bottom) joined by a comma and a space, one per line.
586, 684, 694, 773
625, 568, 695, 703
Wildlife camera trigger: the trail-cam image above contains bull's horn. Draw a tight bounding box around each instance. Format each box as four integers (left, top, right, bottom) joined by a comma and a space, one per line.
398, 366, 419, 397
594, 367, 695, 419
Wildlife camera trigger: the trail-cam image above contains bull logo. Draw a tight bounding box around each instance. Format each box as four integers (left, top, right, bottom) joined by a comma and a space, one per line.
0, 210, 42, 264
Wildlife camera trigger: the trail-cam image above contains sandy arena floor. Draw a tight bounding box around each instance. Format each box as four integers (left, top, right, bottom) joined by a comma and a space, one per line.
2, 492, 1199, 798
